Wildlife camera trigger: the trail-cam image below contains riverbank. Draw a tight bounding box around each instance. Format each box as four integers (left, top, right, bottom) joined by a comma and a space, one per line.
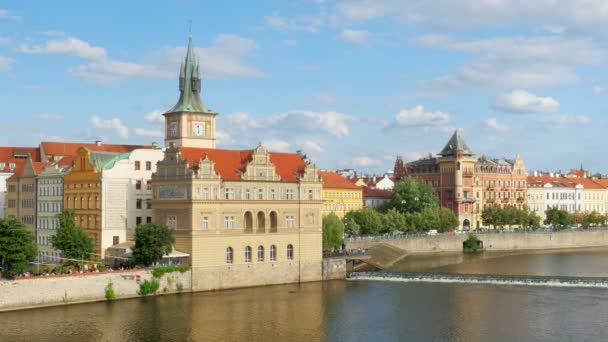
0, 269, 191, 312
345, 228, 608, 254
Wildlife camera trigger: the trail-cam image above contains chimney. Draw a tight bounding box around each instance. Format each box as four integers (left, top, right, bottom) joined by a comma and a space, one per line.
549, 172, 554, 178
95, 140, 102, 146
534, 171, 538, 177
151, 142, 158, 149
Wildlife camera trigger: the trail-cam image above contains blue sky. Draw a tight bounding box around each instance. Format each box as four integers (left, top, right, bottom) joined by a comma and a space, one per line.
1, 1, 607, 175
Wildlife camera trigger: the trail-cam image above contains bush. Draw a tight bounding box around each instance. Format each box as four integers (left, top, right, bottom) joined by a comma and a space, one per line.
53, 265, 64, 274
105, 280, 116, 301
463, 234, 483, 253
138, 279, 160, 296
151, 265, 191, 278
322, 213, 344, 249
176, 282, 184, 293
98, 265, 107, 272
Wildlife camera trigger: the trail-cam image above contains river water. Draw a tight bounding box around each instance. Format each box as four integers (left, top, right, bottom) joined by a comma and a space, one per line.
2, 248, 608, 341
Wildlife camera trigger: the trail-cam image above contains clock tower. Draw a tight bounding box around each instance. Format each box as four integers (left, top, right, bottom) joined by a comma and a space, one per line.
164, 34, 217, 149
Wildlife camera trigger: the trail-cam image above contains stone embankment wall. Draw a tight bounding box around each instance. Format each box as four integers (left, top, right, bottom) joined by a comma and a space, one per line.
346, 230, 608, 254
322, 257, 346, 280
0, 270, 191, 312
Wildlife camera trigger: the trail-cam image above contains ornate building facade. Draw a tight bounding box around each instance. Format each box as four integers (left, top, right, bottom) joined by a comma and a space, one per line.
151, 36, 323, 291
318, 171, 363, 218
406, 131, 528, 230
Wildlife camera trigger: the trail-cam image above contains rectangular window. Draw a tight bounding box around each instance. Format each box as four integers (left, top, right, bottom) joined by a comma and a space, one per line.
146, 199, 152, 209
135, 161, 141, 170
245, 189, 251, 200
270, 189, 276, 200
224, 216, 236, 229
146, 161, 152, 171
224, 188, 234, 200
166, 215, 177, 229
258, 188, 264, 200
136, 199, 142, 209
146, 216, 152, 224
286, 189, 294, 200
285, 215, 295, 228
146, 180, 152, 190
202, 216, 209, 230
203, 187, 209, 200
136, 180, 142, 190
113, 236, 119, 245
308, 189, 313, 200
136, 216, 142, 225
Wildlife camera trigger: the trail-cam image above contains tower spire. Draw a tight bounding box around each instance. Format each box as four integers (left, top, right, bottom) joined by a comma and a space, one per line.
166, 33, 211, 114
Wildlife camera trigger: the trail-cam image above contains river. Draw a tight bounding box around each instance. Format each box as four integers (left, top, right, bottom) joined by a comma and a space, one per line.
2, 247, 608, 341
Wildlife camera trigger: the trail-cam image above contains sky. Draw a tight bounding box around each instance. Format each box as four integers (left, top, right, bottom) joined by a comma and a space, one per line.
1, 1, 607, 175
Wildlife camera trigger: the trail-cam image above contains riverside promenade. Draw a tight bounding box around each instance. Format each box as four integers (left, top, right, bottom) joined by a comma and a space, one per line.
345, 227, 608, 254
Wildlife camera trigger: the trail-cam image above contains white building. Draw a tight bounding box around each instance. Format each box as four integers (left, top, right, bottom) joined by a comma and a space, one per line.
527, 174, 584, 221
100, 148, 164, 250
375, 175, 395, 190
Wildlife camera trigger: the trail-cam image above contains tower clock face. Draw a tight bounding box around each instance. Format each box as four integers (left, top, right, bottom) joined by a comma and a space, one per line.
192, 122, 205, 136
170, 122, 178, 138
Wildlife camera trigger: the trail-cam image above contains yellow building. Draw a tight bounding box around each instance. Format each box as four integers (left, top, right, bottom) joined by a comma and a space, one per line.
318, 171, 363, 218
63, 147, 103, 255
568, 176, 606, 213
151, 35, 323, 292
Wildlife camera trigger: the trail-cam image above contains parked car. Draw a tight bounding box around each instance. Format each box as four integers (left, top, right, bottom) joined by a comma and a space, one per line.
426, 229, 438, 236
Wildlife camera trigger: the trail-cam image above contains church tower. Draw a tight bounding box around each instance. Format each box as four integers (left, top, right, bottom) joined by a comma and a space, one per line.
164, 35, 217, 148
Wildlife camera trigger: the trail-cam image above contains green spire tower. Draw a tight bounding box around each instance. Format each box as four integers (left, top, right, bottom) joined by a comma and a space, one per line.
164, 34, 218, 149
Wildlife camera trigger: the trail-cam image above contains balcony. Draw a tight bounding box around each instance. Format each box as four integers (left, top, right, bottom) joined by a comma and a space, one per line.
461, 197, 476, 203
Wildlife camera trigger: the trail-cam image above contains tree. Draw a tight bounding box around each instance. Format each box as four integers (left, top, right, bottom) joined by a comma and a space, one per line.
390, 177, 439, 213
544, 207, 573, 229
381, 208, 406, 233
0, 218, 37, 277
437, 207, 459, 232
525, 210, 541, 228
344, 209, 383, 235
481, 205, 499, 229
52, 210, 94, 262
322, 213, 344, 250
133, 223, 175, 266
343, 216, 361, 236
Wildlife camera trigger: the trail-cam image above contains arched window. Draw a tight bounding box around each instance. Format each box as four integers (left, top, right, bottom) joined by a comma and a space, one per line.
245, 246, 252, 263
257, 245, 264, 262
226, 247, 233, 264
287, 244, 294, 260
257, 211, 265, 233
270, 245, 276, 261
270, 211, 278, 232
244, 211, 253, 233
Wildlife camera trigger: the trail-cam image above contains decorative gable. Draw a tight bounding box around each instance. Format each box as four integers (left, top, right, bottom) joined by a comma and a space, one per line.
241, 144, 281, 181
196, 155, 220, 179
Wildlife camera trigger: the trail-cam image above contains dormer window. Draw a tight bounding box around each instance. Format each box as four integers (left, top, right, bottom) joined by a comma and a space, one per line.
0, 162, 5, 170
9, 163, 15, 171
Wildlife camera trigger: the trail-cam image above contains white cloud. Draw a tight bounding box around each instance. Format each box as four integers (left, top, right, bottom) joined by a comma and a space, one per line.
336, 29, 371, 44
265, 12, 322, 33
299, 140, 324, 153
228, 110, 352, 138
262, 139, 290, 152
540, 114, 591, 127
133, 128, 163, 138
18, 37, 107, 60
216, 129, 234, 146
353, 156, 378, 166
0, 56, 14, 71
38, 113, 64, 121
482, 118, 508, 132
36, 30, 66, 37
144, 110, 165, 125
393, 105, 451, 130
494, 90, 559, 113
593, 86, 606, 94
19, 34, 263, 84
415, 35, 603, 90
332, 0, 608, 35
0, 9, 21, 20
90, 115, 129, 139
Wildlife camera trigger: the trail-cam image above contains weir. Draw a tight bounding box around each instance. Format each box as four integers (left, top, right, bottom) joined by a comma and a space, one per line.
348, 271, 608, 288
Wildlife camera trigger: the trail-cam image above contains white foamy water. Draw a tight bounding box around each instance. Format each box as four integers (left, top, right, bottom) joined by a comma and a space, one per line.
348, 272, 608, 289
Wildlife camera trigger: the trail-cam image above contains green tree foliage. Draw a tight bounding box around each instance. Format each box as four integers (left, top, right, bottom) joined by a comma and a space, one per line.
544, 207, 574, 229
463, 234, 483, 252
344, 209, 383, 235
582, 211, 605, 228
343, 216, 361, 236
322, 213, 344, 249
52, 210, 94, 261
390, 177, 439, 213
437, 207, 459, 232
482, 205, 541, 229
381, 208, 406, 233
133, 223, 176, 266
0, 218, 37, 277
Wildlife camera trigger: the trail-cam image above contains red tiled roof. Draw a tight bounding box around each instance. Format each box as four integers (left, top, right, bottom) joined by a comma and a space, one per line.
41, 142, 153, 158
33, 162, 50, 175
318, 171, 361, 189
363, 187, 393, 198
567, 170, 586, 178
179, 147, 306, 182
0, 146, 40, 162
567, 177, 607, 189
6, 159, 27, 179
527, 175, 578, 188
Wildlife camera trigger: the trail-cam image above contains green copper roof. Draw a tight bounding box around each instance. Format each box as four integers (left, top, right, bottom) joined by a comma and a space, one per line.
166, 35, 214, 114
439, 130, 474, 156
89, 151, 131, 172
